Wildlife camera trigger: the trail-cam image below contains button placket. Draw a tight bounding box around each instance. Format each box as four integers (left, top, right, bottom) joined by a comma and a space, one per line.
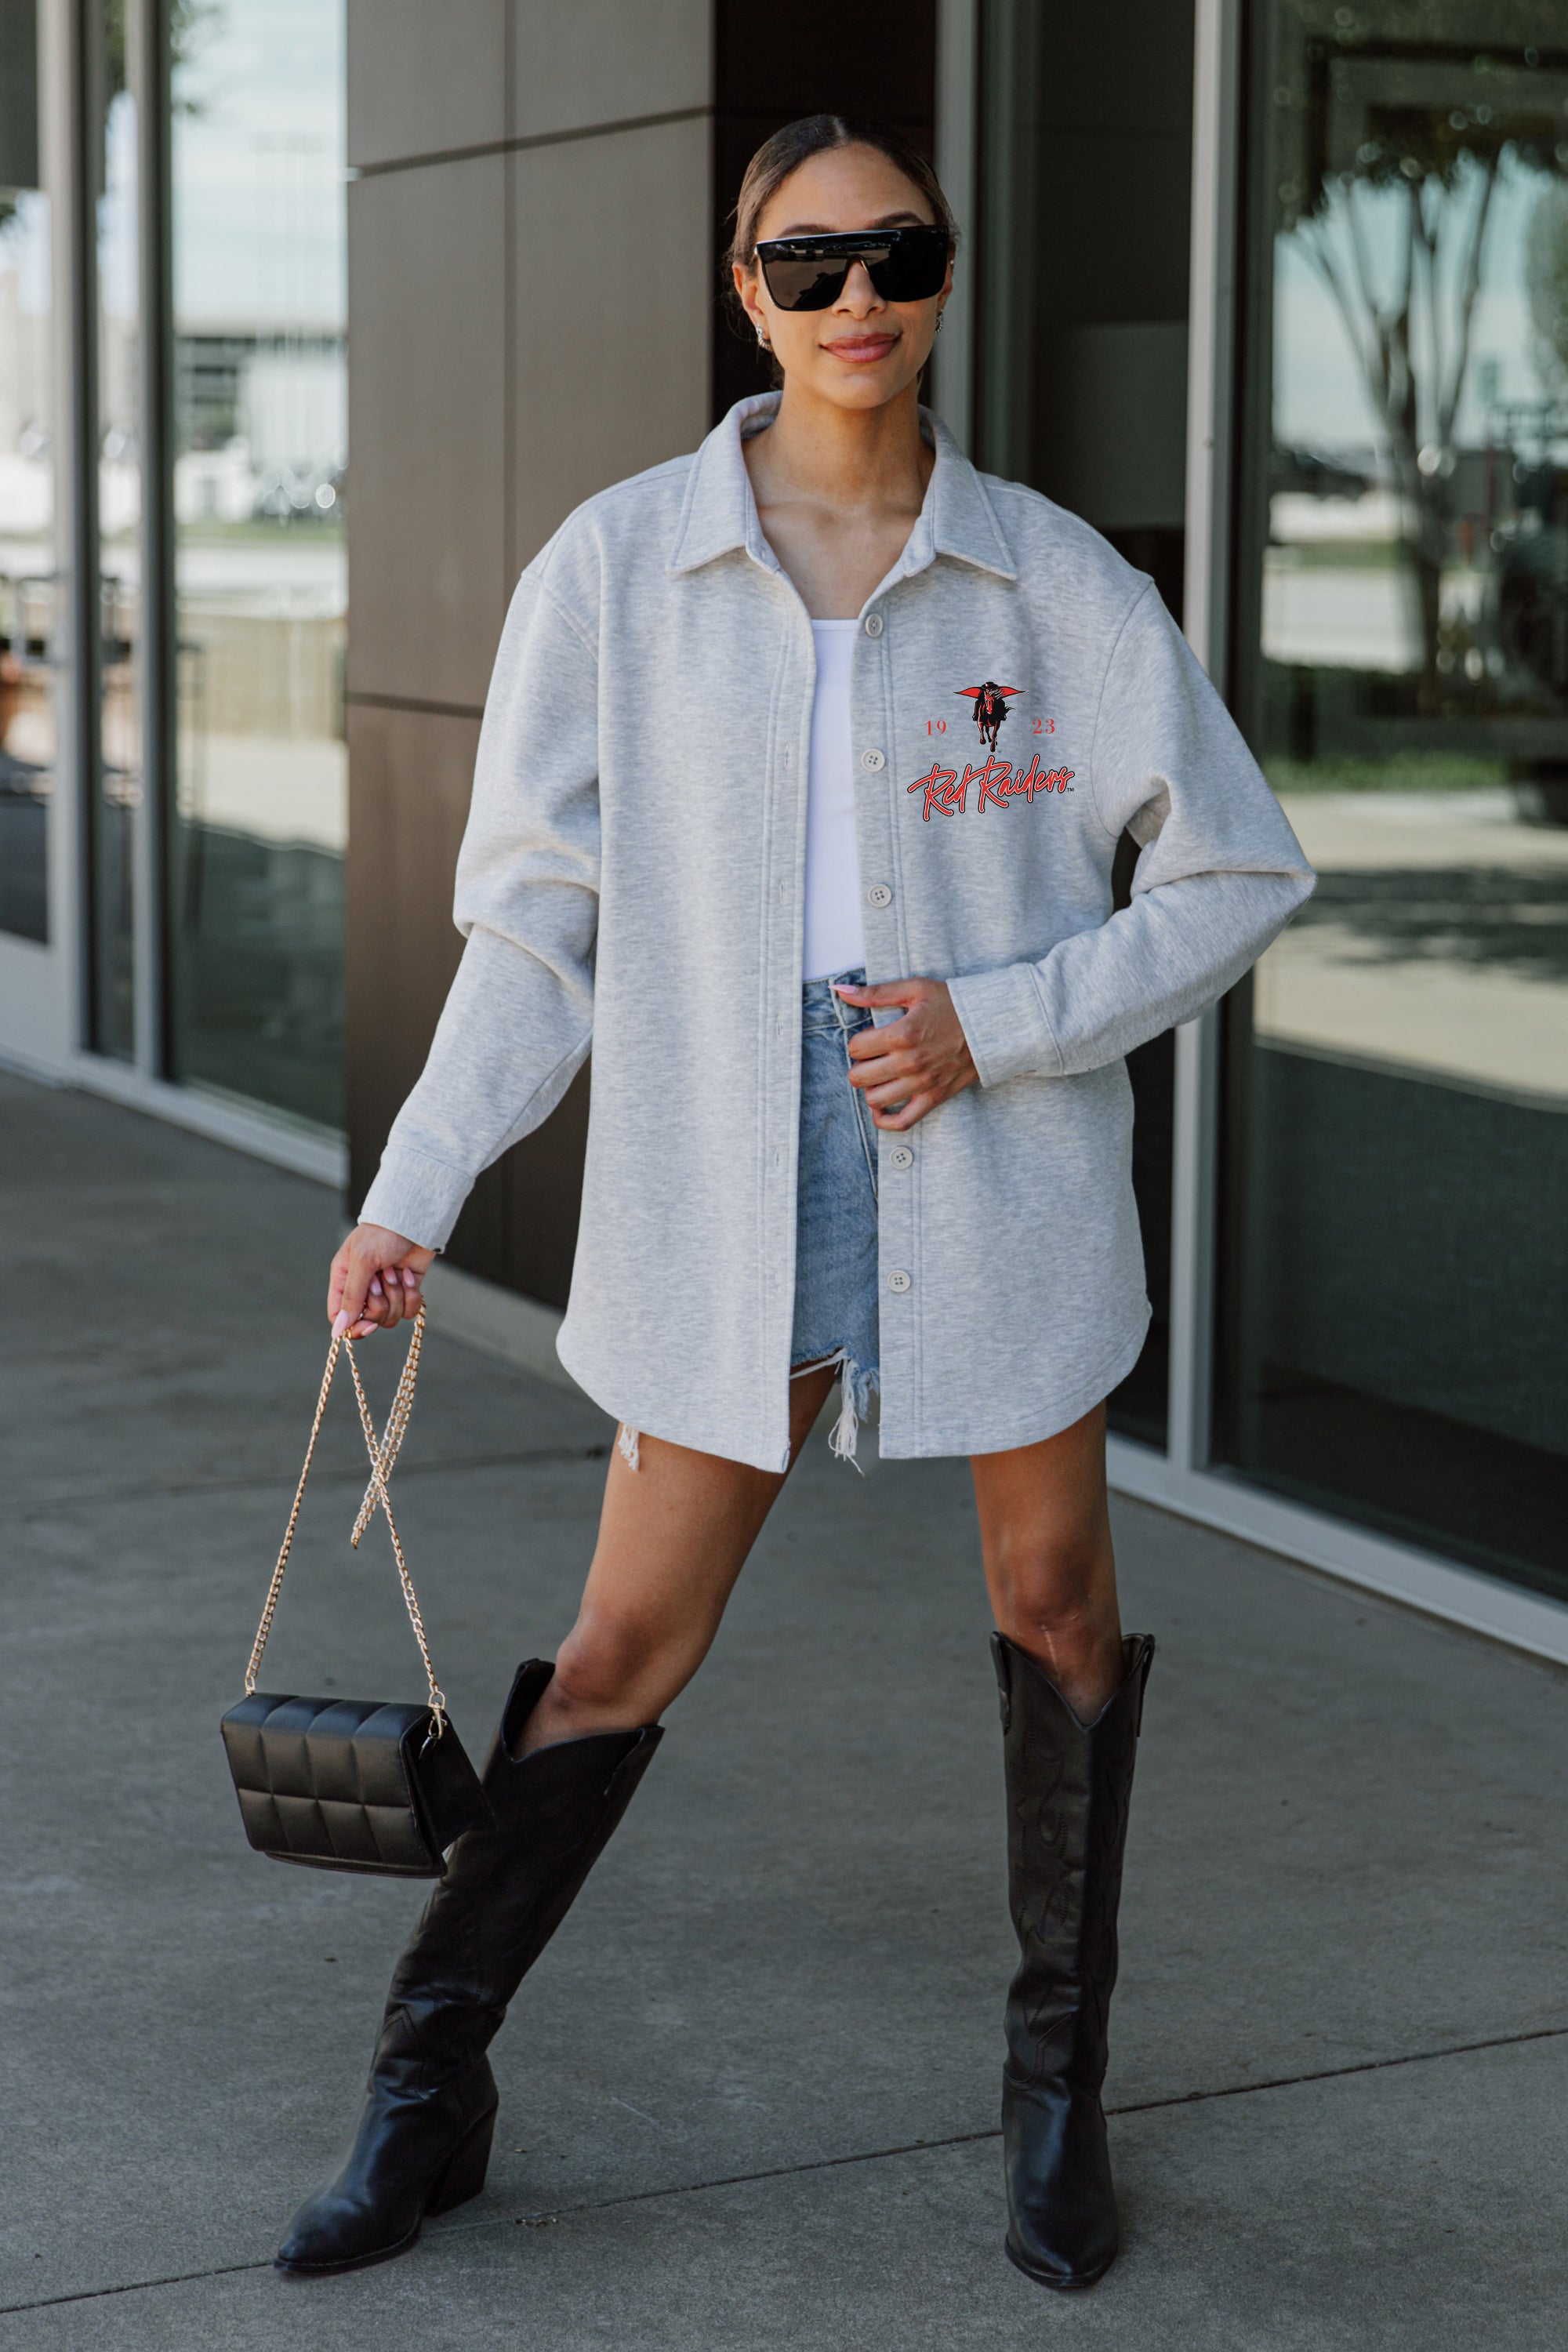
850, 585, 914, 1446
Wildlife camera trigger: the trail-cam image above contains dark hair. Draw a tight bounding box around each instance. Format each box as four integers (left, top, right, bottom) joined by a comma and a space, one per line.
724, 113, 958, 336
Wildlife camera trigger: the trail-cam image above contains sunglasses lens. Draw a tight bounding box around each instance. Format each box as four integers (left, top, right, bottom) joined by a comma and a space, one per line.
868, 230, 948, 302
759, 255, 848, 311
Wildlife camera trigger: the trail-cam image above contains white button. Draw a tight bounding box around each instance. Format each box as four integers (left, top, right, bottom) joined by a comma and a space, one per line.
864, 612, 884, 637
866, 882, 892, 909
890, 1145, 914, 1170
778, 880, 788, 898
887, 1269, 912, 1293
861, 748, 886, 771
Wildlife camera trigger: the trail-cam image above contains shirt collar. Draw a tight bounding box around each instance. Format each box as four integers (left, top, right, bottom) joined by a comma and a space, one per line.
666, 392, 1018, 583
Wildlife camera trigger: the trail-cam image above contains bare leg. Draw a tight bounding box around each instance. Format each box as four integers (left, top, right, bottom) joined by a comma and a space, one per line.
969, 1403, 1124, 1724
517, 1363, 840, 1753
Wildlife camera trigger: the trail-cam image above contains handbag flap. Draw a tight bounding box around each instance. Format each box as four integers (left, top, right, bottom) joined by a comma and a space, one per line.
223, 1692, 482, 1875
400, 1709, 494, 1857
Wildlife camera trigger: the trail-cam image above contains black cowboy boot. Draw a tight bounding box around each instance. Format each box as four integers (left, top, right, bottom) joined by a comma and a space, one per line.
992, 1630, 1154, 2289
277, 1661, 661, 2274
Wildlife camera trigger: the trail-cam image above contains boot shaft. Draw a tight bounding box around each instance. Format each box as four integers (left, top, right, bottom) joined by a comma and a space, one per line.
378, 1661, 662, 2076
993, 1634, 1153, 2091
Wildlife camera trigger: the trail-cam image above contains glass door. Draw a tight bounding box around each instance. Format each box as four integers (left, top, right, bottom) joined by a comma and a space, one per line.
168, 0, 347, 1134
0, 0, 56, 953
1218, 2, 1568, 1595
86, 0, 140, 1058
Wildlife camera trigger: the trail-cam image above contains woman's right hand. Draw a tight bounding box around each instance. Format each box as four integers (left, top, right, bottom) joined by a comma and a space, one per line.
328, 1225, 437, 1339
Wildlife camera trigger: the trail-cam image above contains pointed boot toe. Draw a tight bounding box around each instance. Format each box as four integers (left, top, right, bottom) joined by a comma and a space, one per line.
1001, 2074, 1118, 2289
274, 2066, 499, 2276
276, 2183, 423, 2278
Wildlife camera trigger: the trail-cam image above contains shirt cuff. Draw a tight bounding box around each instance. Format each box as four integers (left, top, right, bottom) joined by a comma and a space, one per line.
948, 960, 1063, 1087
358, 1145, 474, 1251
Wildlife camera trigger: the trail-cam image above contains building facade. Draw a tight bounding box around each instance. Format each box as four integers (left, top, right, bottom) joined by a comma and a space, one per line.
3, 1, 1565, 1655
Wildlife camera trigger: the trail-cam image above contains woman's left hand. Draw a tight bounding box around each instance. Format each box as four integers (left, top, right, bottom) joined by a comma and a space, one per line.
836, 976, 978, 1130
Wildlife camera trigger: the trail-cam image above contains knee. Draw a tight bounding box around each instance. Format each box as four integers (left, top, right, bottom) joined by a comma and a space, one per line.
989, 1528, 1112, 1650
550, 1611, 669, 1719
552, 1599, 700, 1712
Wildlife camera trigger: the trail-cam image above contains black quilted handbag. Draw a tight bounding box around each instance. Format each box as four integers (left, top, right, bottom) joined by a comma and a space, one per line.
220, 1305, 493, 1878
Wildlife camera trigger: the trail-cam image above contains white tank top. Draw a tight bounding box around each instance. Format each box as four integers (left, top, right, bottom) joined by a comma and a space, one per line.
802, 620, 867, 982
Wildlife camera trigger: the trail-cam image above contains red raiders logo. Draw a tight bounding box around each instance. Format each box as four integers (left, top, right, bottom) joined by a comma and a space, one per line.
956, 681, 1022, 752
906, 752, 1075, 819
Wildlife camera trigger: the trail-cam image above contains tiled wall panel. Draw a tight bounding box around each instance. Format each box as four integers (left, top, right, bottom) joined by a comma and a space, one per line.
347, 0, 507, 170
511, 0, 710, 142
347, 156, 509, 710
510, 114, 711, 570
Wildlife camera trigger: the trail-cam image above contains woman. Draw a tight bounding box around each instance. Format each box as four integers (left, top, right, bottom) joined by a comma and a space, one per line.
280, 115, 1312, 2288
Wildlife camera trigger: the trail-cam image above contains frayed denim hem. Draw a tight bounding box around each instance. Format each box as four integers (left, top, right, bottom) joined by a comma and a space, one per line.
615, 1348, 879, 1479
790, 1345, 880, 1472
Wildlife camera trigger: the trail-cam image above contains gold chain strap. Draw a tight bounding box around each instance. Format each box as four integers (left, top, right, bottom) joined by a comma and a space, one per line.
242, 1304, 446, 1731
339, 1323, 445, 1727
349, 1303, 423, 1548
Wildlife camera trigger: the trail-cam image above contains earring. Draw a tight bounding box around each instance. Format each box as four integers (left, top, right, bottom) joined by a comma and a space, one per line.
935, 310, 946, 335
757, 327, 771, 350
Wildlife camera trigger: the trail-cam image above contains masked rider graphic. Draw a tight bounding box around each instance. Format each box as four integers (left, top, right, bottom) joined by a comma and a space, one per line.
957, 680, 1021, 753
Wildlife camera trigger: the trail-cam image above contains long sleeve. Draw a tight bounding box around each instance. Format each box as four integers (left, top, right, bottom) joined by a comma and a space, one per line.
948, 583, 1314, 1087
358, 562, 600, 1247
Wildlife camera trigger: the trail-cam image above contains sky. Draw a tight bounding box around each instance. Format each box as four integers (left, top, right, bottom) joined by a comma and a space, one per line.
3, 191, 50, 310
24, 0, 343, 332
169, 0, 345, 329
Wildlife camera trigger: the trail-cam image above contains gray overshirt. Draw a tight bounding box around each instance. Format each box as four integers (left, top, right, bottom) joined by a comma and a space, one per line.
361, 394, 1314, 1471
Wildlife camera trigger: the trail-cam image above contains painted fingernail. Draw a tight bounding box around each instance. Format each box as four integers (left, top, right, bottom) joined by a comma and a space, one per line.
332, 1310, 350, 1336
368, 1277, 383, 1297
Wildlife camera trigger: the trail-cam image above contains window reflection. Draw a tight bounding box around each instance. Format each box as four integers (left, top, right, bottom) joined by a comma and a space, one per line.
1221, 4, 1568, 1593
92, 0, 139, 1055
170, 0, 346, 1134
0, 144, 55, 945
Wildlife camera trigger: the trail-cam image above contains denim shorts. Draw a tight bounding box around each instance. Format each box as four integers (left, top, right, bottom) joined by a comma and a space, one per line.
789, 966, 881, 1463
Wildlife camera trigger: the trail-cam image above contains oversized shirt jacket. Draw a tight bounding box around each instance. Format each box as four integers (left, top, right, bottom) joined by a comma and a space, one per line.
361, 394, 1315, 1472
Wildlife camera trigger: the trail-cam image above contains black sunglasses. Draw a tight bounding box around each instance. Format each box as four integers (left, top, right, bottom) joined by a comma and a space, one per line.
754, 225, 949, 312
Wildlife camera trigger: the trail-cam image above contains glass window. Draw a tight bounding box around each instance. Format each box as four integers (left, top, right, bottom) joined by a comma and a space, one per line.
89, 0, 140, 1057
1219, 3, 1568, 1595
976, 0, 1196, 1445
169, 0, 346, 1134
0, 0, 54, 946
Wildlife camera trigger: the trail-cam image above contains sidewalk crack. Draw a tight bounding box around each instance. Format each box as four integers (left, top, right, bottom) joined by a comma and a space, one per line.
4, 2023, 1563, 2316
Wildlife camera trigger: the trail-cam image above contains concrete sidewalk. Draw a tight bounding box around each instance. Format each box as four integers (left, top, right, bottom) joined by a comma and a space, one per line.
2, 1066, 1565, 2349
